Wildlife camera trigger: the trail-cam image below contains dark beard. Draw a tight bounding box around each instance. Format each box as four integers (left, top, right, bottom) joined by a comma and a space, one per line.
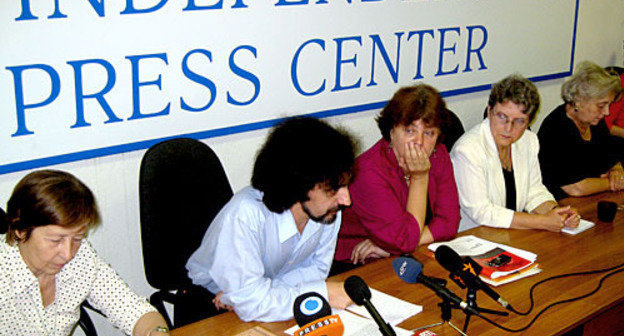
301, 203, 343, 224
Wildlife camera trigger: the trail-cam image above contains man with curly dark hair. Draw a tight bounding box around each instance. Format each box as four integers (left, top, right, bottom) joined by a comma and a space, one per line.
187, 117, 356, 322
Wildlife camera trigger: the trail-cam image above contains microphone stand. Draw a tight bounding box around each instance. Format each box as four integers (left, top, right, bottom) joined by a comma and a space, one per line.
462, 285, 509, 332
454, 275, 509, 333
410, 279, 468, 336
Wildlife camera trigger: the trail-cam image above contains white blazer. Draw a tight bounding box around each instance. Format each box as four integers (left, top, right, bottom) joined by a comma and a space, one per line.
450, 118, 555, 231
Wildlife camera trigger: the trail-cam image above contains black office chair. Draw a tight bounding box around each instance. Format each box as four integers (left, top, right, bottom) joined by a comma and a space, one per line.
139, 138, 233, 329
442, 109, 465, 152
605, 66, 624, 76
77, 302, 104, 336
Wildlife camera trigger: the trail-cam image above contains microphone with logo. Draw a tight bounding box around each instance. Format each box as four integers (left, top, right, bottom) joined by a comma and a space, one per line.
434, 245, 512, 310
344, 275, 396, 336
392, 256, 481, 317
293, 292, 344, 336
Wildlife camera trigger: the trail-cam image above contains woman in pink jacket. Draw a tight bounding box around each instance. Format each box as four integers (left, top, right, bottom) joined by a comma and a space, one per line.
332, 84, 460, 274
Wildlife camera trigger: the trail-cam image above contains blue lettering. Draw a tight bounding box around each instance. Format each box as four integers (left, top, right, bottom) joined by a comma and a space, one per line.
332, 36, 362, 92
368, 33, 403, 87
180, 49, 217, 112
435, 27, 461, 76
49, 0, 69, 19
121, 0, 168, 14
50, 0, 105, 18
464, 25, 488, 72
126, 53, 171, 120
67, 59, 121, 128
5, 64, 61, 136
227, 45, 260, 106
407, 29, 434, 80
15, 0, 38, 20
183, 0, 248, 10
275, 0, 381, 6
275, 0, 309, 5
16, 0, 105, 20
291, 39, 326, 96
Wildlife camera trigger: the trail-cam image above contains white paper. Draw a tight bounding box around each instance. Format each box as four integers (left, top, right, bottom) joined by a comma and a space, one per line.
345, 288, 422, 326
428, 235, 537, 262
562, 219, 595, 235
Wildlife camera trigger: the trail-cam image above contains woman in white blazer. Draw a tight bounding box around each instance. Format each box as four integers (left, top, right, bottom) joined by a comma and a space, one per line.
451, 75, 580, 232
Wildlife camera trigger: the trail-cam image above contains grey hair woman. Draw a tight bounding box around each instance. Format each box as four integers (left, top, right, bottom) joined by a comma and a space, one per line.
538, 61, 624, 199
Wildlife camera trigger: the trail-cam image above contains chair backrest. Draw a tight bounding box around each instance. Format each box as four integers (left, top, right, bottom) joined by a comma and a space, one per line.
139, 138, 233, 290
442, 109, 465, 152
606, 66, 624, 76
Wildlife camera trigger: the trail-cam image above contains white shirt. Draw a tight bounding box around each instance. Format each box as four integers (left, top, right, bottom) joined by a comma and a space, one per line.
186, 187, 340, 322
0, 237, 156, 336
450, 118, 555, 231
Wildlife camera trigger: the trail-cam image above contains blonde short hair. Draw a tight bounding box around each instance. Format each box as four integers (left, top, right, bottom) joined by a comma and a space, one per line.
561, 61, 622, 105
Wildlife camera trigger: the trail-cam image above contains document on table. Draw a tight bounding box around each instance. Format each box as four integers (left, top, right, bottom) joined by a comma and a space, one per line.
345, 288, 422, 326
428, 235, 537, 262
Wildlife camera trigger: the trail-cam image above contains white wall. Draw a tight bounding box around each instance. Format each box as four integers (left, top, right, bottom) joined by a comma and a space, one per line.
1, 1, 623, 335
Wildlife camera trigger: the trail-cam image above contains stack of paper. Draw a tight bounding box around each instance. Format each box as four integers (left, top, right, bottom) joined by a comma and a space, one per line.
429, 235, 541, 286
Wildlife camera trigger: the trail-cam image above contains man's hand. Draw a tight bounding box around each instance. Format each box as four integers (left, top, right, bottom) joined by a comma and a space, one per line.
351, 239, 390, 264
212, 291, 233, 311
326, 281, 352, 310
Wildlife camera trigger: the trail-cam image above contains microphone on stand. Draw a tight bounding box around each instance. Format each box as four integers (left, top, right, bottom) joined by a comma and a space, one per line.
344, 275, 396, 336
392, 256, 481, 317
293, 292, 344, 336
435, 245, 511, 309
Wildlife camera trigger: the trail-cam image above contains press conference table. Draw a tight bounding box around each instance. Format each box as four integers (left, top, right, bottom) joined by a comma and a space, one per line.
172, 191, 624, 336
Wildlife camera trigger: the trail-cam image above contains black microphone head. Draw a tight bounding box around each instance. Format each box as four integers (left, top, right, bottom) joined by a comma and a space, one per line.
293, 292, 331, 327
434, 245, 464, 273
392, 257, 423, 284
344, 275, 371, 305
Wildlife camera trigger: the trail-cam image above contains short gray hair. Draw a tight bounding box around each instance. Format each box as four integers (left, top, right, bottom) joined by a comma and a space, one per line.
488, 74, 540, 123
561, 61, 622, 105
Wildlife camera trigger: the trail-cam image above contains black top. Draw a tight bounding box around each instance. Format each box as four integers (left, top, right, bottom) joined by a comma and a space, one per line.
537, 104, 624, 199
502, 168, 517, 211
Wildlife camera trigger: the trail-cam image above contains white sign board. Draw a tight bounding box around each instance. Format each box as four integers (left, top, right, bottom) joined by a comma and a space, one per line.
1, 0, 579, 174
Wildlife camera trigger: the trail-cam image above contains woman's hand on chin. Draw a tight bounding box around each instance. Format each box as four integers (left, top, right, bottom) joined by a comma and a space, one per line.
398, 142, 431, 179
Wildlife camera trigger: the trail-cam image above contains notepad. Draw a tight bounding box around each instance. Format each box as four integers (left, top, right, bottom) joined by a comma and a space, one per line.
561, 219, 595, 235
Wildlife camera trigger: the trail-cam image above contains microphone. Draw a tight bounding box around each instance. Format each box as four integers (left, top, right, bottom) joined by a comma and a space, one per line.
293, 292, 344, 336
392, 257, 481, 316
344, 276, 396, 336
434, 245, 510, 309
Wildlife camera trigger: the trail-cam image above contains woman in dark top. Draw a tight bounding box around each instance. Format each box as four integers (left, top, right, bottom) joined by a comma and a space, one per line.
538, 61, 624, 199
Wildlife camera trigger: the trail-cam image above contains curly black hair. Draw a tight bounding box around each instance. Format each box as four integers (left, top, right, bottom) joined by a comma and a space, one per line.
251, 117, 357, 213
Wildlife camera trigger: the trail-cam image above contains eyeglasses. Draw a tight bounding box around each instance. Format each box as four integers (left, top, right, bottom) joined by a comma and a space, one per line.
493, 112, 528, 129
